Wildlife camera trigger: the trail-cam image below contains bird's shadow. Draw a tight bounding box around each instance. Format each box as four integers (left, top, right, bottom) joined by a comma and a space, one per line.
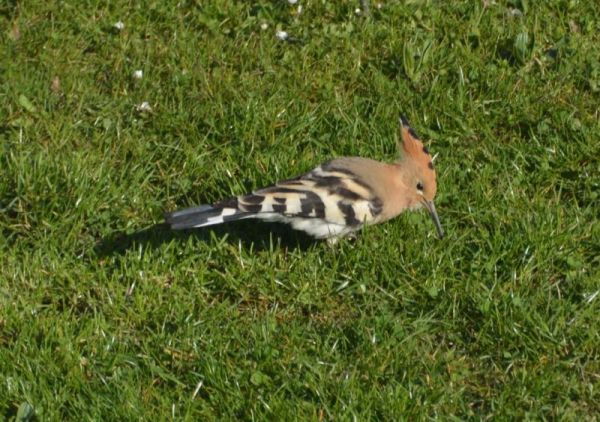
94, 220, 321, 258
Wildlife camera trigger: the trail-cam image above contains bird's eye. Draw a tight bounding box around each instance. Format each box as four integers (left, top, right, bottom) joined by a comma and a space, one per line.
416, 182, 424, 191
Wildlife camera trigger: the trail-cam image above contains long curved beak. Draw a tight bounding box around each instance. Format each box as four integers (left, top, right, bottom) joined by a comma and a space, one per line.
423, 200, 445, 239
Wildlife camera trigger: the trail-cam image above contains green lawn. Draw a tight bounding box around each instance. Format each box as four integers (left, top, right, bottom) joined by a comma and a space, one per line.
1, 0, 599, 419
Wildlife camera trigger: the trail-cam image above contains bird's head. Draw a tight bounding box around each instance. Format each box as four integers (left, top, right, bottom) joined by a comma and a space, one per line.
397, 116, 444, 238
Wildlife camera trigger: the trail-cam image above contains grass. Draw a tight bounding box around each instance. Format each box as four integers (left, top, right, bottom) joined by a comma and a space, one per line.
1, 0, 599, 419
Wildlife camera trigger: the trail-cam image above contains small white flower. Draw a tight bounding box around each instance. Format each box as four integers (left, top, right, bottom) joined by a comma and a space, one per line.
275, 30, 288, 41
288, 0, 297, 4
508, 8, 523, 17
114, 21, 125, 30
136, 102, 152, 112
377, 3, 383, 9
260, 23, 268, 30
132, 70, 143, 79
355, 8, 362, 15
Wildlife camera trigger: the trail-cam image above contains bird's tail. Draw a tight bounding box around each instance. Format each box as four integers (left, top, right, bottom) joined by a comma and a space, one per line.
164, 198, 251, 230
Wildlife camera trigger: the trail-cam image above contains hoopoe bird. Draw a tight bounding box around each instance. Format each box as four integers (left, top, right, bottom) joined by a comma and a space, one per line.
165, 117, 444, 241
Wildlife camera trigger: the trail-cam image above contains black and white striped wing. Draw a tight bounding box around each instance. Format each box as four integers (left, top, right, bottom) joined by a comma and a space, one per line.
166, 161, 384, 239
235, 162, 384, 238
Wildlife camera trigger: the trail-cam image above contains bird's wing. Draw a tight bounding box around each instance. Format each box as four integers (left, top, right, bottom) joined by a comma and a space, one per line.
238, 159, 384, 227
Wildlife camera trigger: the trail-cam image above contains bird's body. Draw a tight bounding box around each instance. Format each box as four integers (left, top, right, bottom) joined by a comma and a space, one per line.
165, 117, 444, 240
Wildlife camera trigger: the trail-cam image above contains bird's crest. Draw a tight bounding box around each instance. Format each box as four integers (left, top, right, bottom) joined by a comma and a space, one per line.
398, 115, 435, 171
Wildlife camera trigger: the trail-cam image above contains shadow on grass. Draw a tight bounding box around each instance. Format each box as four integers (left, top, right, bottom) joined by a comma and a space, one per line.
94, 220, 320, 258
